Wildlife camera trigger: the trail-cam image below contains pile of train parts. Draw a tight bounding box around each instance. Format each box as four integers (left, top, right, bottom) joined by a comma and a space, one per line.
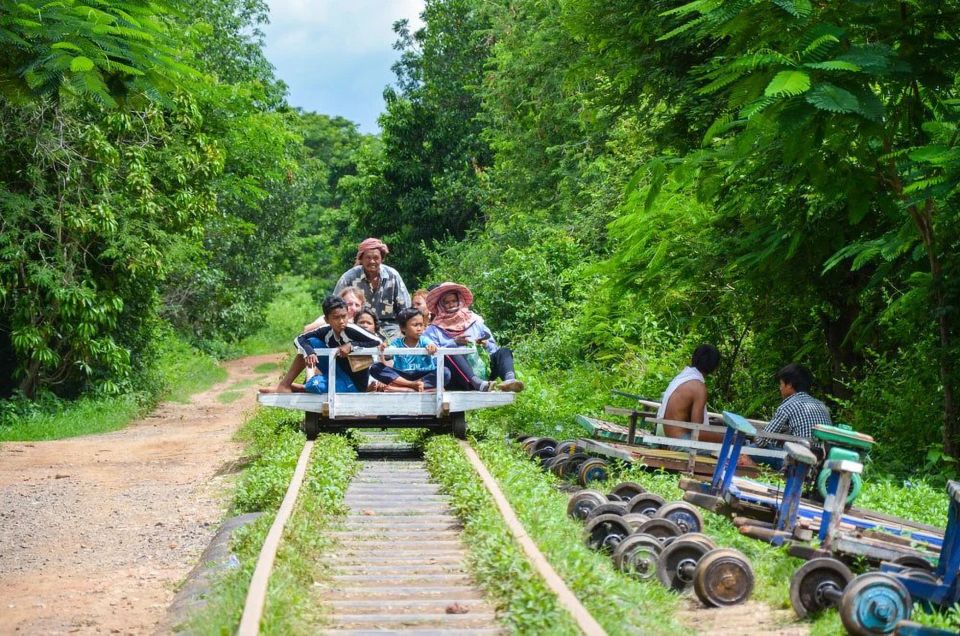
516, 436, 755, 609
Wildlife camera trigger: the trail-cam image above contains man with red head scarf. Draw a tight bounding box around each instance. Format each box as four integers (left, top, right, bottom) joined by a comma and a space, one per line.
334, 237, 410, 337
423, 282, 523, 392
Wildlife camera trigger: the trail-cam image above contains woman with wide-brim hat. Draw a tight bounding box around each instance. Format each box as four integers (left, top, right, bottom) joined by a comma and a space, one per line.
423, 282, 523, 392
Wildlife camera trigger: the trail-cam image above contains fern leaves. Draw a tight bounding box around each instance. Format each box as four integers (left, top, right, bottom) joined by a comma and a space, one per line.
764, 70, 810, 97
805, 83, 859, 113
0, 0, 196, 106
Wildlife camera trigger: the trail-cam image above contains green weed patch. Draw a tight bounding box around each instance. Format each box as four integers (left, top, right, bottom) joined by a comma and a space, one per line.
217, 390, 244, 404
185, 408, 359, 634
465, 435, 683, 635
231, 277, 319, 358
253, 362, 282, 374
423, 435, 580, 634
0, 332, 225, 441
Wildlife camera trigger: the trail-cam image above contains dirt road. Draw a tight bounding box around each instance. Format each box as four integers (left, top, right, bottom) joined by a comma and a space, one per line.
0, 354, 284, 635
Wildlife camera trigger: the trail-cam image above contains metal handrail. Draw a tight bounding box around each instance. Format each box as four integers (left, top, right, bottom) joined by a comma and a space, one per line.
308, 346, 473, 417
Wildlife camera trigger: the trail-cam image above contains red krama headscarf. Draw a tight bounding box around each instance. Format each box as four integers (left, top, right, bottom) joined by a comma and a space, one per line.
426, 282, 477, 334
355, 238, 389, 265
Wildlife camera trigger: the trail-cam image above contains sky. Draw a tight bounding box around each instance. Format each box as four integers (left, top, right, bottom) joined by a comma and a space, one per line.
262, 0, 426, 133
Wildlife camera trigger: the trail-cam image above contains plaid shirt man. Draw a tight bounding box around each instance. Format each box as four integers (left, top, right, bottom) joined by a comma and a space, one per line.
756, 391, 832, 447
334, 264, 410, 336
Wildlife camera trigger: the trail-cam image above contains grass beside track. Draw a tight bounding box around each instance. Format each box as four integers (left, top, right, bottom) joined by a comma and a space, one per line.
425, 434, 682, 635
423, 435, 581, 634
472, 437, 683, 635
185, 408, 359, 635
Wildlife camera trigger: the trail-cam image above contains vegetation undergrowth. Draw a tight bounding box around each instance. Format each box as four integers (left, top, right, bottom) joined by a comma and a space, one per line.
422, 435, 581, 634
228, 277, 320, 359
0, 330, 225, 442
185, 408, 359, 634
429, 430, 684, 634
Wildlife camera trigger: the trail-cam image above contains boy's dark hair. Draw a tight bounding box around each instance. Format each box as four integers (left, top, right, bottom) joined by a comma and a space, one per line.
776, 363, 813, 393
322, 295, 347, 317
397, 306, 424, 328
691, 344, 720, 375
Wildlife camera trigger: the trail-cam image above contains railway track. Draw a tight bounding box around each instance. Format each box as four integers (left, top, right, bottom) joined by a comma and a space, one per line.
238, 430, 604, 635
323, 443, 501, 634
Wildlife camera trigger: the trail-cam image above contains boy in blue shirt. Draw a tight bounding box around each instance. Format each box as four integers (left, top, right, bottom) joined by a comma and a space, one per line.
369, 307, 451, 392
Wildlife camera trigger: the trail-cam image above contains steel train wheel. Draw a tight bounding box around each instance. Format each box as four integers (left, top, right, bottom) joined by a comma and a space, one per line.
627, 493, 665, 516
621, 513, 650, 531
584, 514, 632, 553
613, 534, 662, 581
693, 548, 755, 607
891, 555, 935, 572
839, 573, 913, 636
563, 453, 591, 478
450, 412, 466, 439
656, 538, 710, 590
681, 532, 717, 550
585, 502, 628, 521
577, 458, 609, 486
566, 490, 607, 521
655, 502, 704, 534
789, 557, 853, 618
635, 518, 682, 541
609, 481, 646, 501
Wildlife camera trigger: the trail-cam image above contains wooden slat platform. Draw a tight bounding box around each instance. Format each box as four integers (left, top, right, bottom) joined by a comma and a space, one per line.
257, 391, 515, 417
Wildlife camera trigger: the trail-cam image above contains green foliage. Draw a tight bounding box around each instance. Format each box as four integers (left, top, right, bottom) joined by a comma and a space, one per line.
424, 435, 580, 634
229, 277, 320, 358
0, 0, 364, 404
340, 0, 493, 283
186, 409, 359, 634
425, 434, 682, 634
373, 0, 960, 473
0, 328, 223, 440
0, 95, 221, 397
0, 0, 195, 106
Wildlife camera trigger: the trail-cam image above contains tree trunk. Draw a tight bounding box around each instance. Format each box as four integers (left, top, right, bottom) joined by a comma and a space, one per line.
907, 198, 959, 457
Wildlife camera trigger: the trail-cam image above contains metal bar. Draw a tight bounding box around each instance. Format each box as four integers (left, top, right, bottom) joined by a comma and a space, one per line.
327, 350, 337, 419
711, 426, 735, 492
435, 353, 445, 417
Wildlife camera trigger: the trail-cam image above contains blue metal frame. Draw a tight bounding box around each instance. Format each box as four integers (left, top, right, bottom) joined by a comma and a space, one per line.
687, 411, 944, 551
880, 481, 960, 608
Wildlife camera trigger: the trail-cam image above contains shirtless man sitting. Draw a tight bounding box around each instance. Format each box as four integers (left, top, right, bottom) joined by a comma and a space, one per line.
657, 344, 722, 442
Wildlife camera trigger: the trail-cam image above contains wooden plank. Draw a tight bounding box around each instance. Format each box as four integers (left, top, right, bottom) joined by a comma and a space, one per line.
258, 390, 513, 418
335, 393, 436, 417
446, 392, 515, 412
638, 435, 787, 459
604, 406, 656, 418
258, 392, 327, 413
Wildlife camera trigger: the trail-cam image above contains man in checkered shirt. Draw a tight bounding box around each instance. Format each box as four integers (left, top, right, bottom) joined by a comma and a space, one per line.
749, 364, 832, 469
760, 363, 832, 441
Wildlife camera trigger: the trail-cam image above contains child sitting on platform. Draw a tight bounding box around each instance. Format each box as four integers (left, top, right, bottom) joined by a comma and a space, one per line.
369, 307, 451, 392
297, 295, 382, 394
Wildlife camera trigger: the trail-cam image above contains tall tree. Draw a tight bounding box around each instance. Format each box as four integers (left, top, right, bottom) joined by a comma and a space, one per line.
343, 1, 493, 282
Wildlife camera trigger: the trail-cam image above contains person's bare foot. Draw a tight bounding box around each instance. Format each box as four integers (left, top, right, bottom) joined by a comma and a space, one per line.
290, 383, 307, 393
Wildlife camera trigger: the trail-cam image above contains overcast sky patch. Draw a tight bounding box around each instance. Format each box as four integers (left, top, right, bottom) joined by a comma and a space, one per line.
263, 0, 425, 133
